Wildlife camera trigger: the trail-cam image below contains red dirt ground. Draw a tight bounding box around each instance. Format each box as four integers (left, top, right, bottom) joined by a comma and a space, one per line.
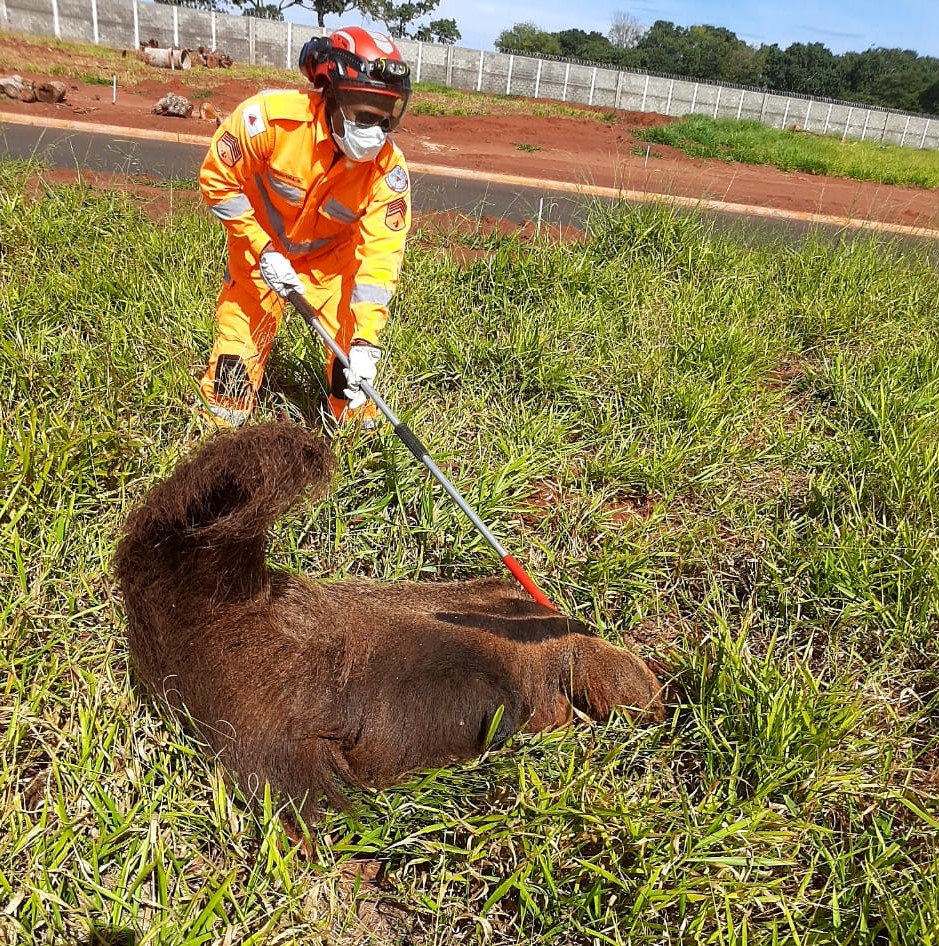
2, 35, 938, 234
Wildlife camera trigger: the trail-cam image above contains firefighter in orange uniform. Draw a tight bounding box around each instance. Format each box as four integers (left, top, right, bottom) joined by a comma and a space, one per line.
198, 26, 412, 427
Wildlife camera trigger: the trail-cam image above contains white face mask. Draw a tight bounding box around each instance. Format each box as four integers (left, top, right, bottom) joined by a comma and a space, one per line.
333, 122, 387, 163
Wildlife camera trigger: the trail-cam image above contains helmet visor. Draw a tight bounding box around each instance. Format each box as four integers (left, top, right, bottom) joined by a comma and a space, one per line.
335, 84, 409, 132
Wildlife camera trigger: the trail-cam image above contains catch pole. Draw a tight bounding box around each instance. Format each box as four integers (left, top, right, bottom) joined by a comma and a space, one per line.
289, 290, 556, 611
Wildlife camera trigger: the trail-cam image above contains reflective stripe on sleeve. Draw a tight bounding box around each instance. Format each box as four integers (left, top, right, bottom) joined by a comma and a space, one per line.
210, 194, 253, 220
323, 197, 362, 224
264, 168, 304, 205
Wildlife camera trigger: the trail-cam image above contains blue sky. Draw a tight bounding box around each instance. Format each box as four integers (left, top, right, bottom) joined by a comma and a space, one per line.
301, 1, 939, 59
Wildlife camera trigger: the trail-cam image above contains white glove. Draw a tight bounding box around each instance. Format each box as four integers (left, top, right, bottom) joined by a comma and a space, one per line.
343, 343, 381, 410
259, 249, 304, 298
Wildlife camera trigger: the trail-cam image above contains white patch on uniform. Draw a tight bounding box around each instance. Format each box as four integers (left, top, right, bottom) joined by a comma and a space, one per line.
242, 103, 266, 138
385, 166, 409, 193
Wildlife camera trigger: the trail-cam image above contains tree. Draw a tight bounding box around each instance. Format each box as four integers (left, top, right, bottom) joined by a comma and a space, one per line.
608, 10, 646, 49
632, 20, 687, 74
555, 28, 623, 64
362, 0, 438, 39
841, 47, 935, 111
921, 77, 939, 115
681, 24, 752, 81
413, 18, 461, 44
249, 3, 284, 17
763, 42, 842, 97
494, 22, 562, 57
230, 0, 357, 28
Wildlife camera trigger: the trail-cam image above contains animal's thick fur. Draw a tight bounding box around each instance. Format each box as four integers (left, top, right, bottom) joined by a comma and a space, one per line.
114, 422, 663, 821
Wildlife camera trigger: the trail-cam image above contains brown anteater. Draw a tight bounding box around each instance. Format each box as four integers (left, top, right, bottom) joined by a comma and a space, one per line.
114, 422, 663, 825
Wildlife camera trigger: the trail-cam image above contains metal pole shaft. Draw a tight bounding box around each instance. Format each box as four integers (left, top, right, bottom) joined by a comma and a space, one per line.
289, 291, 557, 610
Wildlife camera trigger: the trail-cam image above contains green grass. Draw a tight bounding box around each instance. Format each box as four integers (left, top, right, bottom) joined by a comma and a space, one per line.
3, 159, 939, 944
636, 115, 939, 188
409, 83, 618, 122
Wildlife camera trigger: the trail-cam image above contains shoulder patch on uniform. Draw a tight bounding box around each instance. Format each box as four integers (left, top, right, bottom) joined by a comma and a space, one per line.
216, 130, 243, 168
384, 196, 408, 232
385, 166, 409, 193
242, 103, 266, 137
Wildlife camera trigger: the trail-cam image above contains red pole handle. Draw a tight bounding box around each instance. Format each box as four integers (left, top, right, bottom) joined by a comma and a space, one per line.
503, 555, 557, 611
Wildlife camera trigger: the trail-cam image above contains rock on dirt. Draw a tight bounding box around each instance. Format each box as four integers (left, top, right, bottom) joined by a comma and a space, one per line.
152, 93, 193, 118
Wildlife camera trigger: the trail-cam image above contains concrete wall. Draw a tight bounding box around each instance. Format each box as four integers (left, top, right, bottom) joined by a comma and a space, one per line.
2, 0, 937, 150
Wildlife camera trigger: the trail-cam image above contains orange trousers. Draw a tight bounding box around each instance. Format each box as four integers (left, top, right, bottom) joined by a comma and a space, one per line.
199, 244, 377, 424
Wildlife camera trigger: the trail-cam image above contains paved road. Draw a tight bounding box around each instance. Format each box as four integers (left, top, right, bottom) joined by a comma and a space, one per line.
3, 117, 933, 250
0, 118, 607, 229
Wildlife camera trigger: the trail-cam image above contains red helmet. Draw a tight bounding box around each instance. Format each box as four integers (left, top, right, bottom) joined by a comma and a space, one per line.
299, 27, 411, 132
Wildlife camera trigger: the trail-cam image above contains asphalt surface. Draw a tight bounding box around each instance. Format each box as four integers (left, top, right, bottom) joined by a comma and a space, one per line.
3, 117, 936, 252
0, 118, 605, 229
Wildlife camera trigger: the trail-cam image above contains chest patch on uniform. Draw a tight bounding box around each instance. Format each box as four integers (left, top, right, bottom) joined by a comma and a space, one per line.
243, 104, 266, 138
216, 131, 243, 168
384, 197, 407, 232
385, 166, 409, 193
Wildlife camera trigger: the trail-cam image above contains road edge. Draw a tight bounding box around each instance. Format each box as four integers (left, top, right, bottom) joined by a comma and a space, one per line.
3, 108, 938, 242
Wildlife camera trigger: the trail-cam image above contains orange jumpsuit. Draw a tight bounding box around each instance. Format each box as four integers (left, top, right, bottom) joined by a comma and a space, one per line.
198, 88, 412, 423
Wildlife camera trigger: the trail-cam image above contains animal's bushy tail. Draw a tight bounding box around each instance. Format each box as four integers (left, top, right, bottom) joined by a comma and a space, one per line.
114, 422, 334, 641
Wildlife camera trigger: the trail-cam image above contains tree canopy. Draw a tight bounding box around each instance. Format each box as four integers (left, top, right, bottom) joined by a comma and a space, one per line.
156, 0, 460, 40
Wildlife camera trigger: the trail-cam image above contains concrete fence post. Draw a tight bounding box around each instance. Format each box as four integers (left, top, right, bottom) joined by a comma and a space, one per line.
921, 119, 930, 149
248, 16, 256, 65
736, 88, 744, 119
562, 62, 570, 101
664, 79, 673, 116
50, 0, 59, 39
640, 74, 649, 112
505, 54, 513, 95
476, 48, 484, 92
900, 114, 911, 147
860, 108, 871, 141
690, 82, 698, 114
445, 43, 453, 86
415, 42, 422, 83
782, 98, 790, 129
286, 22, 291, 69
534, 58, 542, 98
880, 111, 889, 142
824, 102, 832, 133
211, 10, 216, 50
173, 5, 178, 47
132, 0, 139, 49
0, 0, 7, 32
588, 66, 596, 106
841, 107, 852, 141
614, 69, 624, 109
90, 0, 98, 43
713, 84, 721, 118
804, 99, 812, 129
759, 89, 768, 121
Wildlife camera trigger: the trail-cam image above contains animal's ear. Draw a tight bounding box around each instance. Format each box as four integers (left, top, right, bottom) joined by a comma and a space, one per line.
567, 638, 665, 722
